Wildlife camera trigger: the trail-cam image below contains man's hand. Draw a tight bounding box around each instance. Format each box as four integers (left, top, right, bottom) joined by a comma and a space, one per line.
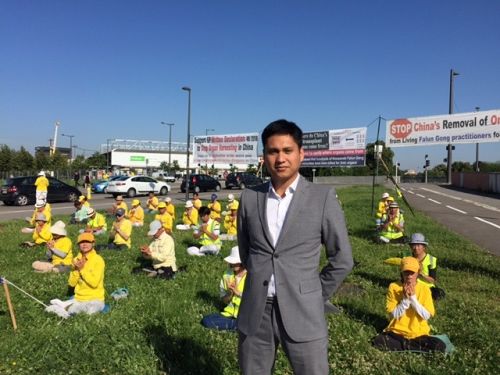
140, 245, 151, 256
46, 240, 55, 250
73, 257, 86, 271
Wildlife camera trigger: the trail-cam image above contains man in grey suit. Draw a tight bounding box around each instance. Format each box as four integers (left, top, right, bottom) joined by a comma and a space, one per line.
237, 119, 353, 374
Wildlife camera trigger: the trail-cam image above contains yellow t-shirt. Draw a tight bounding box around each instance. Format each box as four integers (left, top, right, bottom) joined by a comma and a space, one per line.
115, 201, 128, 215
30, 207, 52, 226
208, 201, 221, 220
147, 196, 159, 210
385, 282, 435, 339
68, 249, 105, 302
193, 198, 202, 210
224, 215, 237, 235
155, 212, 173, 233
35, 176, 49, 192
51, 237, 73, 266
166, 203, 176, 220
128, 206, 144, 224
182, 209, 199, 226
32, 223, 53, 244
112, 219, 132, 248
87, 212, 107, 232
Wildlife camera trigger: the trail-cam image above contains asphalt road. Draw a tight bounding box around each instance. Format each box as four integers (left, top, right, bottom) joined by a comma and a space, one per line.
399, 183, 500, 256
0, 180, 241, 223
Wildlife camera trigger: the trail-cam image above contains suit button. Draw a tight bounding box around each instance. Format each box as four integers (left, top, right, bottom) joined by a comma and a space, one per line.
263, 280, 269, 286
273, 254, 279, 259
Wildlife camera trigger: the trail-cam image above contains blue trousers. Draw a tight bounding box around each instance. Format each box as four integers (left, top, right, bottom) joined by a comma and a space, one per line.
201, 313, 237, 331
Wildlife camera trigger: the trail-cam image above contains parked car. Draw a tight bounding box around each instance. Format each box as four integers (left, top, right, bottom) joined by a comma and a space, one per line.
151, 171, 176, 183
92, 175, 122, 193
225, 172, 263, 189
180, 174, 221, 193
1, 176, 81, 206
106, 175, 170, 198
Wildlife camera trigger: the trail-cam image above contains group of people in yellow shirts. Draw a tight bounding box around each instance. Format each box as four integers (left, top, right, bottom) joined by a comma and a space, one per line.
20, 186, 241, 319
371, 192, 450, 353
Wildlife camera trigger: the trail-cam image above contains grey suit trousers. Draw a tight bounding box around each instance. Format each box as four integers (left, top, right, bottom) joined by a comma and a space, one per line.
238, 299, 329, 375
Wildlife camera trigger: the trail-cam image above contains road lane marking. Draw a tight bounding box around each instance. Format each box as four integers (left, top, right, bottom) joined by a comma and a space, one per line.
407, 191, 415, 194
474, 216, 500, 230
446, 205, 467, 214
428, 198, 441, 204
416, 194, 426, 198
420, 187, 500, 213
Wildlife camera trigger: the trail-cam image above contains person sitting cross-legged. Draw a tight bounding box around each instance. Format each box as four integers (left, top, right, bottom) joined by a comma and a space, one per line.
378, 201, 406, 244
107, 208, 132, 250
146, 191, 159, 213
32, 220, 73, 273
80, 208, 107, 236
201, 246, 247, 331
128, 199, 145, 227
187, 206, 221, 256
176, 200, 199, 230
165, 197, 176, 221
372, 257, 447, 353
22, 200, 52, 233
220, 202, 238, 241
133, 220, 177, 280
70, 200, 90, 225
23, 213, 53, 247
155, 202, 173, 235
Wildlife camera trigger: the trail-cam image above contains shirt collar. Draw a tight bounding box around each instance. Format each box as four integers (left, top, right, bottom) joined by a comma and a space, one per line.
268, 174, 300, 198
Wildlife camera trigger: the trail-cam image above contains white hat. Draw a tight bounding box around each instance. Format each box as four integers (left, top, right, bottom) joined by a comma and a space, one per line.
228, 194, 234, 202
165, 197, 172, 203
50, 220, 67, 236
38, 171, 45, 176
224, 246, 241, 264
382, 192, 390, 199
86, 208, 96, 218
185, 200, 193, 208
35, 199, 46, 208
147, 220, 162, 236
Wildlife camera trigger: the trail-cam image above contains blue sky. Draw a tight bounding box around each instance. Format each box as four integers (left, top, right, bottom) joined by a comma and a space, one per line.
1, 0, 499, 171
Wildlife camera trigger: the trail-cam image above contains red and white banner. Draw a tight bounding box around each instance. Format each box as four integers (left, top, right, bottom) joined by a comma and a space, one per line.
386, 110, 500, 147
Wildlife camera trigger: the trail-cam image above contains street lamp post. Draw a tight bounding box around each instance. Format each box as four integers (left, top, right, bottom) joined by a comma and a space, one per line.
161, 122, 175, 171
182, 86, 192, 201
447, 69, 459, 184
475, 106, 480, 172
106, 139, 113, 173
61, 133, 75, 161
205, 128, 215, 174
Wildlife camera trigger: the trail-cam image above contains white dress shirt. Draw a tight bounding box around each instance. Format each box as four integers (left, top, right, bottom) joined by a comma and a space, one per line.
266, 174, 300, 297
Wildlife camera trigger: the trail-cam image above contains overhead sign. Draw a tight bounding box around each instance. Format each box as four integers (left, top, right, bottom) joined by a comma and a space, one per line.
386, 110, 500, 147
302, 127, 367, 167
193, 133, 259, 165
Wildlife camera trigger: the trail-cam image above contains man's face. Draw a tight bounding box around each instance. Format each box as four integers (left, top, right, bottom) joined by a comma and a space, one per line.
410, 243, 426, 258
201, 214, 210, 223
264, 134, 304, 185
79, 241, 94, 253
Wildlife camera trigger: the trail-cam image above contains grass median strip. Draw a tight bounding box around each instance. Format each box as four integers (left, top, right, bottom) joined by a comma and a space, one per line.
0, 185, 498, 374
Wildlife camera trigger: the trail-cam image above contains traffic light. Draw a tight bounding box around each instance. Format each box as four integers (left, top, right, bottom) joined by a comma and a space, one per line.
425, 160, 430, 167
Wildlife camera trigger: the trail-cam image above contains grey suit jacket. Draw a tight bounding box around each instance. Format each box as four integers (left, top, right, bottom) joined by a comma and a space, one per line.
237, 176, 353, 342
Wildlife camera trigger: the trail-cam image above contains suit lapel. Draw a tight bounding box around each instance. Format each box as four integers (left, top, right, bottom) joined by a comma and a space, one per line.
257, 182, 275, 249
274, 176, 309, 251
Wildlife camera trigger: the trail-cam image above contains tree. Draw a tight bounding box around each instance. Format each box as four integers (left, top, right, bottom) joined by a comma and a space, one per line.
0, 145, 13, 171
85, 152, 107, 169
34, 150, 51, 171
159, 161, 171, 172
51, 150, 68, 173
172, 160, 180, 173
246, 164, 258, 174
14, 147, 34, 171
70, 155, 87, 172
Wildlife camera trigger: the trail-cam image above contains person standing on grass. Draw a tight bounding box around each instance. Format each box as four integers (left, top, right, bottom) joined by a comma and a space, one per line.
134, 220, 177, 279
237, 119, 353, 375
201, 246, 247, 331
73, 171, 80, 187
34, 171, 49, 203
409, 233, 446, 300
67, 232, 106, 315
108, 208, 132, 250
372, 257, 446, 352
32, 220, 73, 273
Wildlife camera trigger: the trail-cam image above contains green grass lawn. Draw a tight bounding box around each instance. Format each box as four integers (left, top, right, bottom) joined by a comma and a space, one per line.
1, 186, 499, 374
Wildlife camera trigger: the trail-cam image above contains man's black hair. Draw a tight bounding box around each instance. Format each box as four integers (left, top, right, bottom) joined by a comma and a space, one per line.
198, 206, 211, 217
261, 119, 303, 149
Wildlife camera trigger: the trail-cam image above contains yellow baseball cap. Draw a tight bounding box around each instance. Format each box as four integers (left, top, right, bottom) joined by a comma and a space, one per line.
132, 199, 140, 206
158, 202, 167, 209
77, 232, 95, 243
400, 257, 419, 273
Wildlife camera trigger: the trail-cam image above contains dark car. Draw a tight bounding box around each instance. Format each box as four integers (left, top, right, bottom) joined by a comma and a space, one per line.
0, 176, 82, 206
225, 172, 263, 189
181, 174, 221, 193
